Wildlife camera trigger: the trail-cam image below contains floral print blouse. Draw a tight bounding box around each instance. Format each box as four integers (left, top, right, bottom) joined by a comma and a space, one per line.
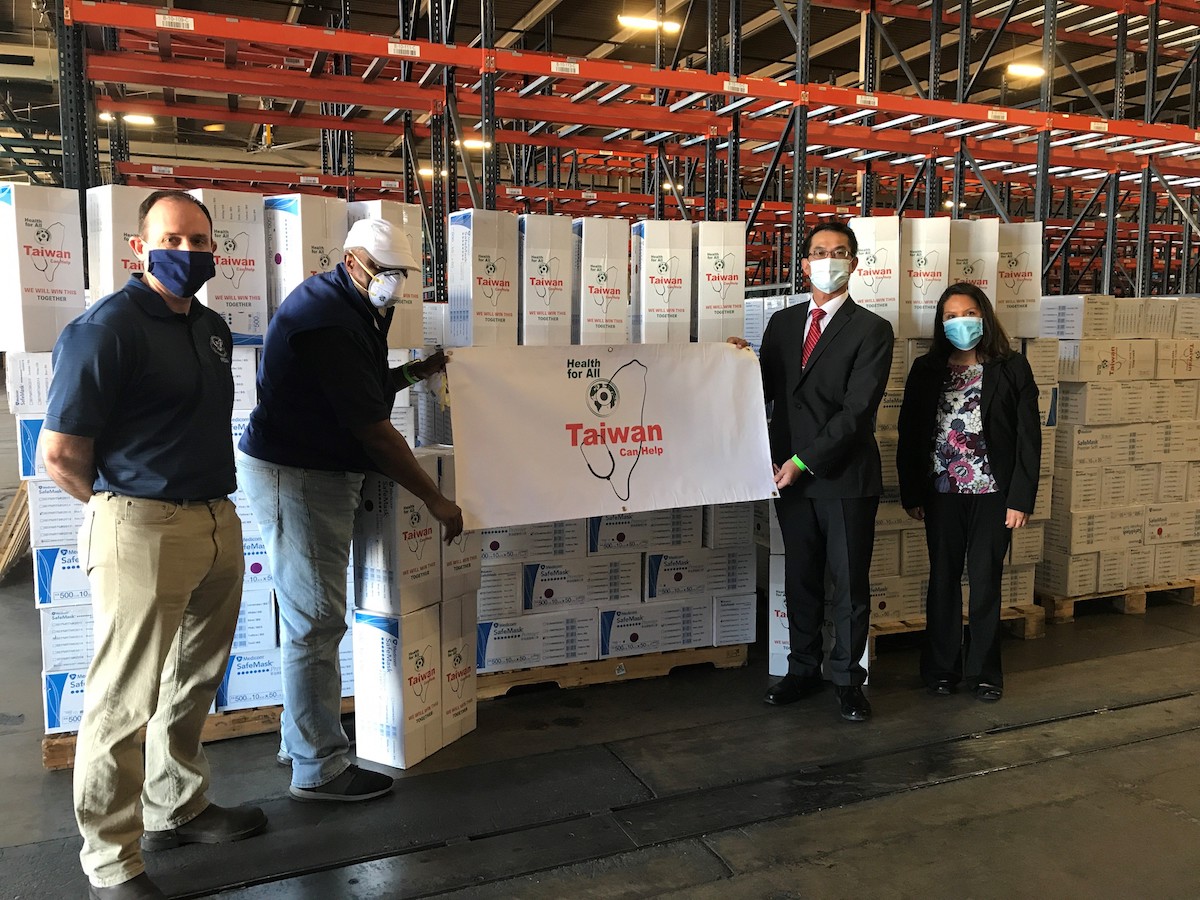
931, 363, 997, 494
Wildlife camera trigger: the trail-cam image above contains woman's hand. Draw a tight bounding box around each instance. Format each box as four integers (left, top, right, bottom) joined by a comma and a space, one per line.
905, 506, 924, 521
1005, 508, 1029, 529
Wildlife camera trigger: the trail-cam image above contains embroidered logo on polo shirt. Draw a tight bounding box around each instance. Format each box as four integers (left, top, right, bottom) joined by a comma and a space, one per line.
210, 335, 230, 363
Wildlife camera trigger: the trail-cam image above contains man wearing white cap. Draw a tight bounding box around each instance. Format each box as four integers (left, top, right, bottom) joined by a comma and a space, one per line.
237, 217, 462, 801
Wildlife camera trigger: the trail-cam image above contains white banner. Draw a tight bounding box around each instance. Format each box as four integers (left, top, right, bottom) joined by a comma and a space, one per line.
448, 343, 777, 529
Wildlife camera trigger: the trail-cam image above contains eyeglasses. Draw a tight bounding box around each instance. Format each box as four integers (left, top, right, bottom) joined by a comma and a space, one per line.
808, 248, 853, 260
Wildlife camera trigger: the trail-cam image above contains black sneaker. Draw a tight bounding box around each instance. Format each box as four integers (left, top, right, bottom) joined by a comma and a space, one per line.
289, 764, 394, 802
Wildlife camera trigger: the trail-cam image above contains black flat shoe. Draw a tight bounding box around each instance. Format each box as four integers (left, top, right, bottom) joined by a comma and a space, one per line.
975, 683, 1003, 703
764, 674, 824, 706
926, 679, 957, 696
835, 684, 872, 722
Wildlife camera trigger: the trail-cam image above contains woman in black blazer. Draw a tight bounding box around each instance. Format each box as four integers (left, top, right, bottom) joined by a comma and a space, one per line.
896, 283, 1041, 702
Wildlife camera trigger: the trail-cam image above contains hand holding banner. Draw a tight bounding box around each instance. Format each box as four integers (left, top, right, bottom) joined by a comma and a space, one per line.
447, 342, 777, 530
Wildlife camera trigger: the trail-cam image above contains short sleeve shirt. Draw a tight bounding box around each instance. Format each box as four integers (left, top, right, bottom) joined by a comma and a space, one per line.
931, 363, 997, 494
45, 275, 237, 500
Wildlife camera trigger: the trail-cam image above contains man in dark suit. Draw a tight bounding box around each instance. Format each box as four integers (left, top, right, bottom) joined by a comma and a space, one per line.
735, 222, 894, 721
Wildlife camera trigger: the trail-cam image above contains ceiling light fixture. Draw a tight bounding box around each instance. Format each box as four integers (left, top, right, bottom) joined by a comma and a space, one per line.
123, 114, 156, 125
202, 123, 226, 132
617, 15, 681, 33
98, 111, 114, 122
454, 139, 492, 150
1005, 63, 1046, 79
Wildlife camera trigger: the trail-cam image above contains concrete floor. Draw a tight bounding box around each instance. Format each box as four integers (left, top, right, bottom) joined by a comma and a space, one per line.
3, 554, 1200, 899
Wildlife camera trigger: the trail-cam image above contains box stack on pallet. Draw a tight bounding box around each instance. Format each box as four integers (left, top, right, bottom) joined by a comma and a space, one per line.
1036, 294, 1200, 623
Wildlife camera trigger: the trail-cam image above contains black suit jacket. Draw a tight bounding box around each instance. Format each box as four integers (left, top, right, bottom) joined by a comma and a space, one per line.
760, 298, 895, 499
895, 351, 1042, 513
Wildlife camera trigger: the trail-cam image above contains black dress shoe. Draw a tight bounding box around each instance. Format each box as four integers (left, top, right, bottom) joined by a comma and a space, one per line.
975, 683, 1003, 703
764, 673, 824, 706
141, 802, 267, 851
835, 684, 872, 722
926, 679, 957, 696
88, 873, 166, 899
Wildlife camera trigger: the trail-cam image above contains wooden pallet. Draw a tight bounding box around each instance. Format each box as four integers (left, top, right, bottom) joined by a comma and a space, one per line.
42, 697, 356, 771
1037, 578, 1200, 624
868, 604, 1047, 657
0, 482, 30, 584
476, 643, 749, 700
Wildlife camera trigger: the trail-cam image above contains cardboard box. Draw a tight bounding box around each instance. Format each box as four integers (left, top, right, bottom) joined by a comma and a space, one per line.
898, 217, 950, 338
1039, 294, 1142, 340
28, 479, 85, 549
847, 215, 901, 333
479, 519, 587, 564
1159, 461, 1190, 504
1189, 462, 1200, 502
1009, 523, 1045, 566
426, 448, 482, 598
1130, 463, 1160, 504
1127, 544, 1155, 587
33, 545, 90, 608
1144, 502, 1200, 544
42, 669, 87, 734
476, 607, 599, 673
523, 554, 642, 612
586, 507, 702, 555
702, 502, 754, 550
241, 535, 272, 591
766, 554, 788, 676
517, 213, 574, 346
353, 605, 443, 769
1054, 426, 1115, 468
631, 219, 693, 343
448, 208, 519, 346
440, 593, 478, 745
1096, 550, 1127, 593
994, 222, 1043, 338
906, 338, 934, 369
598, 597, 713, 658
347, 199, 425, 349
5, 351, 53, 416
216, 650, 284, 711
1001, 565, 1036, 605
40, 605, 95, 671
691, 221, 746, 343
86, 184, 153, 304
1021, 338, 1060, 388
189, 189, 268, 345
424, 301, 447, 348
1156, 339, 1200, 379
1175, 298, 1200, 338
1179, 540, 1200, 577
743, 297, 765, 354
263, 194, 347, 317
1161, 421, 1200, 461
0, 184, 87, 352
1142, 297, 1177, 338
339, 612, 355, 699
871, 531, 902, 578
1036, 550, 1098, 597
231, 590, 276, 654
948, 218, 1000, 301
1052, 467, 1101, 512
1102, 466, 1133, 509
645, 549, 709, 600
1058, 339, 1157, 382
713, 593, 757, 646
1154, 542, 1182, 583
752, 500, 784, 553
1170, 381, 1199, 420
353, 458, 443, 616
1031, 477, 1053, 521
476, 565, 524, 619
1056, 383, 1117, 426
16, 414, 46, 480
1043, 505, 1144, 554
572, 216, 630, 345
900, 529, 929, 577
706, 548, 756, 596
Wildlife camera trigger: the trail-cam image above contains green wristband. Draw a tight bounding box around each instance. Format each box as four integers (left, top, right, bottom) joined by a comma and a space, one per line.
401, 362, 420, 386
791, 455, 808, 472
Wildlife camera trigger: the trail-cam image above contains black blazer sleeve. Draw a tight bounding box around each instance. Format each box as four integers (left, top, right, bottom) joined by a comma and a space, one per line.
896, 356, 937, 510
1004, 354, 1042, 514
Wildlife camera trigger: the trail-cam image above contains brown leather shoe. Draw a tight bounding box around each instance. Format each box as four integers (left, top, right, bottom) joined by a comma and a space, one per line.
87, 872, 166, 899
141, 802, 267, 851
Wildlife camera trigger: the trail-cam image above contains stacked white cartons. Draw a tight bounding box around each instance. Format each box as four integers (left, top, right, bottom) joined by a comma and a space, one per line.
630, 220, 693, 343
386, 349, 417, 444
448, 208, 519, 347
0, 184, 87, 352
1011, 335, 1059, 602
995, 222, 1044, 337
848, 215, 901, 335
347, 199, 425, 349
263, 194, 347, 317
86, 184, 153, 304
692, 221, 746, 343
949, 219, 1000, 303
189, 189, 268, 345
517, 214, 574, 346
898, 217, 950, 339
572, 216, 630, 345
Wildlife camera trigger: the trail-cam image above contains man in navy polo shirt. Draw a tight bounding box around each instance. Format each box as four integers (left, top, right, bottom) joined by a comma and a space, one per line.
43, 190, 266, 900
237, 217, 462, 803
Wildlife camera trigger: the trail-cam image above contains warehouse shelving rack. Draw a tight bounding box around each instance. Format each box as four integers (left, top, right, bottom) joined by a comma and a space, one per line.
47, 0, 1200, 298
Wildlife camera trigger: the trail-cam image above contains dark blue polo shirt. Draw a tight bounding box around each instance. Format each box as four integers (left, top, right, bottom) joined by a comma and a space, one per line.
45, 275, 237, 500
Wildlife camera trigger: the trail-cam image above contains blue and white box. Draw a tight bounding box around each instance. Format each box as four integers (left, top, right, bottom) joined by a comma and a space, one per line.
645, 549, 710, 600
713, 593, 757, 646
599, 597, 713, 658
479, 519, 586, 564
28, 479, 85, 548
216, 650, 284, 711
447, 208, 519, 347
17, 415, 45, 479
34, 545, 90, 608
586, 507, 703, 555
706, 548, 756, 596
231, 590, 276, 654
476, 607, 598, 674
520, 554, 641, 613
43, 670, 87, 734
242, 536, 272, 591
40, 606, 95, 670
5, 351, 53, 415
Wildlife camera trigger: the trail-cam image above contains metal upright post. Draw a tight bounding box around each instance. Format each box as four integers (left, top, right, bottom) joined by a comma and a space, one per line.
653, 0, 666, 219
430, 0, 449, 303
790, 0, 810, 291
1033, 0, 1057, 292
925, 0, 943, 217
704, 0, 721, 221
860, 2, 878, 215
1101, 12, 1128, 295
1135, 8, 1159, 296
480, 0, 498, 210
951, 0, 972, 216
53, 1, 98, 274
726, 0, 742, 222
1184, 62, 1199, 292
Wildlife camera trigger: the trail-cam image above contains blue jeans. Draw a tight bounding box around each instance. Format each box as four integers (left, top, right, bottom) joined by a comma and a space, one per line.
235, 451, 364, 788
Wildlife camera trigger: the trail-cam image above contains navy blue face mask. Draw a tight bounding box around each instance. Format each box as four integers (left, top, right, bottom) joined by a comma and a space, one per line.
146, 249, 216, 298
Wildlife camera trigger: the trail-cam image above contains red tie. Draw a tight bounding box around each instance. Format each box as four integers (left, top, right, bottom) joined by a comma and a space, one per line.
802, 307, 826, 367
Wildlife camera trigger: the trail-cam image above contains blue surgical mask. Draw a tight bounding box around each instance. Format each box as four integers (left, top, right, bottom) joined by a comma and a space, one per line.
146, 249, 216, 298
943, 316, 984, 351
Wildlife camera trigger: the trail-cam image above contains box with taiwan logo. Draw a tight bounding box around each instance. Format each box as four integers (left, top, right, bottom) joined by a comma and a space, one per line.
476, 607, 598, 673
948, 218, 1000, 301
440, 593, 477, 744
0, 183, 87, 352
847, 215, 901, 333
1155, 339, 1200, 379
898, 217, 950, 338
424, 446, 482, 598
1058, 340, 1157, 382
27, 479, 84, 549
263, 194, 347, 317
995, 222, 1043, 338
40, 605, 95, 671
86, 184, 153, 304
33, 546, 90, 608
353, 457, 443, 616
713, 593, 756, 646
766, 554, 789, 676
216, 650, 284, 711
631, 219, 693, 344
572, 216, 630, 345
479, 519, 586, 564
347, 199, 425, 349
586, 507, 702, 555
598, 596, 713, 659
521, 554, 642, 613
691, 221, 746, 343
353, 605, 443, 769
702, 502, 754, 550
188, 189, 267, 345
1036, 550, 1099, 597
517, 213, 574, 346
448, 208, 519, 347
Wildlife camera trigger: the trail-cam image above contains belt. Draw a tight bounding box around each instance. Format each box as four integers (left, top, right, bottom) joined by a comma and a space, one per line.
100, 492, 226, 507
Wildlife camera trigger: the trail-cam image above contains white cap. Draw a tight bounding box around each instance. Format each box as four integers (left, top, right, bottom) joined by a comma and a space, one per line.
344, 217, 419, 271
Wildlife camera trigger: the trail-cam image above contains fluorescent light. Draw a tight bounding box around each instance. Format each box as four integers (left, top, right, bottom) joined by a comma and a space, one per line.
1006, 63, 1046, 79
98, 112, 114, 122
418, 168, 448, 177
815, 192, 831, 201
454, 139, 491, 150
617, 15, 681, 33
122, 114, 156, 126
202, 123, 226, 132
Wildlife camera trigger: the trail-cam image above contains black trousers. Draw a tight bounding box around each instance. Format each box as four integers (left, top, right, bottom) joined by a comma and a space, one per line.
774, 492, 879, 686
921, 490, 1011, 688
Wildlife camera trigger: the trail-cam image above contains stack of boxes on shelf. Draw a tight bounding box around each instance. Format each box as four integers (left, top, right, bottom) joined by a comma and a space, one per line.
1037, 294, 1200, 597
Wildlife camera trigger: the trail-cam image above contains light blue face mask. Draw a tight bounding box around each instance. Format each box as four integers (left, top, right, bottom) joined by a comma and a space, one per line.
943, 316, 984, 351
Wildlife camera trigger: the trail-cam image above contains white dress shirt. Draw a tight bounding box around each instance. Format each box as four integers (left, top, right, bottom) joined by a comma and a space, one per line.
802, 290, 849, 348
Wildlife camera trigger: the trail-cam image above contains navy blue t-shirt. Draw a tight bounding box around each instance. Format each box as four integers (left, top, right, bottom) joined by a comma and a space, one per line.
45, 275, 237, 500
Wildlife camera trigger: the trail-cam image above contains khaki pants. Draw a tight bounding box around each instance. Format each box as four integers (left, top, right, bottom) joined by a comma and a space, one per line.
74, 494, 243, 887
